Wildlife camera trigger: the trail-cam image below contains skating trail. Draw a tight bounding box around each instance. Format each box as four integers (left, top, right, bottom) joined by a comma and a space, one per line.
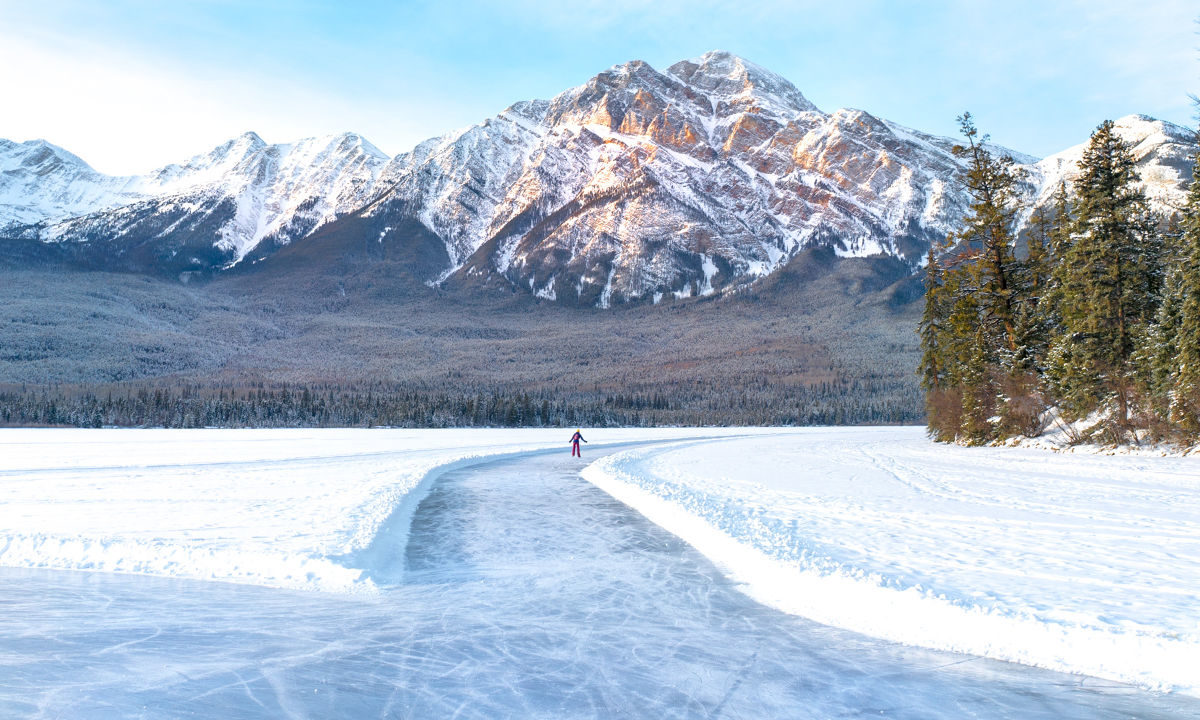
1, 445, 1196, 718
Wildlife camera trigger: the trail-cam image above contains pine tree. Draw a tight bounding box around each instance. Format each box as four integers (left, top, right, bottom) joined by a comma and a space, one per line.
1047, 120, 1162, 436
949, 113, 1026, 360
919, 245, 963, 440
1013, 205, 1055, 373
1144, 258, 1184, 420
1169, 124, 1200, 436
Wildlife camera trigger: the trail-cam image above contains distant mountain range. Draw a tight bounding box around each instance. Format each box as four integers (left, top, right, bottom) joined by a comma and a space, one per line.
2, 51, 1194, 305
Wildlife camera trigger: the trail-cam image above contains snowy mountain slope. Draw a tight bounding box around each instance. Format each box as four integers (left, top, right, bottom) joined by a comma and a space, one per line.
1021, 114, 1194, 223
0, 139, 149, 228
366, 100, 553, 273
365, 51, 991, 305
4, 132, 390, 273
353, 52, 1193, 306
2, 51, 1193, 297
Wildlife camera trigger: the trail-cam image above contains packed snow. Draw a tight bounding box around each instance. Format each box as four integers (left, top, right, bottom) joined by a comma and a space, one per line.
581, 426, 1200, 697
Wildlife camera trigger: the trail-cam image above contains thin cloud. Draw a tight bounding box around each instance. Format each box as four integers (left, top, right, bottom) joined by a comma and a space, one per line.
1, 0, 1194, 171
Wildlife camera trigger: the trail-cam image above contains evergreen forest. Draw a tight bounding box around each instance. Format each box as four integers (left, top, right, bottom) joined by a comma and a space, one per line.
920, 112, 1200, 446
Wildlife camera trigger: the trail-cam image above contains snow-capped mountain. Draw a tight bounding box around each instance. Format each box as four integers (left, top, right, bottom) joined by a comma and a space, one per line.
3, 132, 389, 274
0, 139, 149, 228
2, 51, 1193, 299
1022, 115, 1194, 222
343, 52, 1192, 306
363, 52, 988, 305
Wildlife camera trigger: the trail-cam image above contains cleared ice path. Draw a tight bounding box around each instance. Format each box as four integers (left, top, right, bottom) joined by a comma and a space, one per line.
2, 445, 1197, 719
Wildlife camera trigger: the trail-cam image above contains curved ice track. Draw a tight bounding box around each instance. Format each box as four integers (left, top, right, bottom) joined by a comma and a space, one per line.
1, 444, 1196, 718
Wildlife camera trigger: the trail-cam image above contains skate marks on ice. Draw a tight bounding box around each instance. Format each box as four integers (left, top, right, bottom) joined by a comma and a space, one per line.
0, 447, 1197, 718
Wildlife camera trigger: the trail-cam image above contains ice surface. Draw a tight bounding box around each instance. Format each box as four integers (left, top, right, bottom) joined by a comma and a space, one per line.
2, 448, 1196, 719
0, 428, 751, 592
581, 427, 1200, 696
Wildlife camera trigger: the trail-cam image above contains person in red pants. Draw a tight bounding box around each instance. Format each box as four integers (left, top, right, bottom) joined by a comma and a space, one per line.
570, 429, 587, 457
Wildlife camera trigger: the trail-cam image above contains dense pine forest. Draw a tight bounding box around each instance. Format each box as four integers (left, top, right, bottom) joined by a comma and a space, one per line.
0, 379, 919, 429
920, 113, 1200, 446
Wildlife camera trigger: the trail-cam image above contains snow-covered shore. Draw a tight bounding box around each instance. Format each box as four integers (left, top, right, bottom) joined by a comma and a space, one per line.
0, 428, 744, 592
580, 426, 1200, 696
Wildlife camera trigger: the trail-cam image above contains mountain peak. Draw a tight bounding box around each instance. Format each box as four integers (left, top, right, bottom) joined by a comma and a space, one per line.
611, 58, 653, 75
667, 50, 818, 114
290, 131, 389, 160
195, 131, 268, 166
1, 137, 95, 174
585, 57, 668, 91
1110, 114, 1192, 140
685, 50, 764, 77
336, 131, 389, 159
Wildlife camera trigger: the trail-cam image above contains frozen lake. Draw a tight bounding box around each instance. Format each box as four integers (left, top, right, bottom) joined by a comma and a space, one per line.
2, 446, 1197, 718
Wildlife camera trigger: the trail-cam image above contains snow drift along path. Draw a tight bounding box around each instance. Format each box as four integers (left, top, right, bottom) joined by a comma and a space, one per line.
581, 426, 1200, 697
0, 428, 755, 592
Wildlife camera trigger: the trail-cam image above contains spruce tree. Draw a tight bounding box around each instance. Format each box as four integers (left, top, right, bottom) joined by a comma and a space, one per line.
949, 113, 1034, 440
1014, 205, 1055, 373
950, 113, 1026, 359
1047, 120, 1161, 435
918, 247, 948, 416
1169, 124, 1200, 436
1144, 259, 1184, 422
919, 113, 1045, 443
942, 255, 992, 441
1037, 182, 1073, 334
958, 323, 996, 444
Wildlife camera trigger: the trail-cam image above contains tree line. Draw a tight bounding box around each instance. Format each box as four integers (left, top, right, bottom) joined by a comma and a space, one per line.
920, 112, 1200, 445
0, 377, 920, 429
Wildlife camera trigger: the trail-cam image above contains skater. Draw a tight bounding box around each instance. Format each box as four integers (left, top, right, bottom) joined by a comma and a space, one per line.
570, 429, 587, 457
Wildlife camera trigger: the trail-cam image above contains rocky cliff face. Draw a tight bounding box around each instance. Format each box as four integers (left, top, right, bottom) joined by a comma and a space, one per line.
346, 52, 1193, 306
362, 52, 988, 305
2, 51, 1193, 298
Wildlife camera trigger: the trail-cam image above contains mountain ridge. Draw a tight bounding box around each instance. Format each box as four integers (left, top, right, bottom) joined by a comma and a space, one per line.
2, 51, 1193, 304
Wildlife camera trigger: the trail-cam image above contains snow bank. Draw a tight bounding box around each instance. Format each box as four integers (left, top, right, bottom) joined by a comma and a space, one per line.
581, 427, 1200, 696
1007, 408, 1200, 456
0, 428, 742, 593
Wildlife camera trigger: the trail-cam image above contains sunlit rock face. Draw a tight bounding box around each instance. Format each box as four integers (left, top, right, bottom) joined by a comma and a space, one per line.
379, 52, 1191, 306
365, 51, 986, 304
5, 52, 1192, 300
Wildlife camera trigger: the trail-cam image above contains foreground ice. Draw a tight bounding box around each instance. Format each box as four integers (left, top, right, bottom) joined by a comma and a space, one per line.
0, 427, 747, 591
581, 427, 1200, 696
2, 427, 1198, 715
3, 449, 1197, 719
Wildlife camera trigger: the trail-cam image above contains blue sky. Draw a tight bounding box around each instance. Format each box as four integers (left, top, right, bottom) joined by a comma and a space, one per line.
1, 0, 1196, 174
